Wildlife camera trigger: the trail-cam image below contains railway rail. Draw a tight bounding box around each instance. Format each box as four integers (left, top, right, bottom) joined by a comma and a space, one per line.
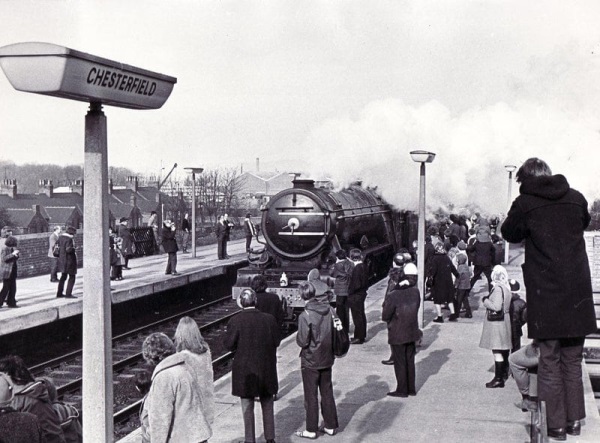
28, 295, 242, 440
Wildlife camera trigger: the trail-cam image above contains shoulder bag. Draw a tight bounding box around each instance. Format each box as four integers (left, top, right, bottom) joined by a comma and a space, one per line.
486, 286, 505, 322
52, 241, 60, 258
330, 308, 350, 357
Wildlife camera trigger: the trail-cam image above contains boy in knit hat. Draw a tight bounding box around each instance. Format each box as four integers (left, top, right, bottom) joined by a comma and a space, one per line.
509, 279, 527, 353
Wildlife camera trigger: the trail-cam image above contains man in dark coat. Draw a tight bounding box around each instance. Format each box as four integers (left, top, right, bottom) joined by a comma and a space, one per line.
224, 289, 281, 443
467, 239, 496, 294
161, 220, 179, 275
243, 213, 258, 252
215, 215, 233, 259
501, 157, 597, 439
56, 226, 78, 299
117, 218, 133, 269
348, 249, 369, 344
382, 264, 421, 397
251, 275, 285, 327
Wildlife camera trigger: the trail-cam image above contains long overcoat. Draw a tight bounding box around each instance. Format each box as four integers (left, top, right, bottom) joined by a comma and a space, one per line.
161, 228, 178, 253
56, 233, 77, 275
479, 283, 512, 350
1, 244, 18, 280
117, 224, 133, 257
382, 285, 421, 345
224, 308, 281, 398
427, 252, 458, 304
501, 174, 596, 339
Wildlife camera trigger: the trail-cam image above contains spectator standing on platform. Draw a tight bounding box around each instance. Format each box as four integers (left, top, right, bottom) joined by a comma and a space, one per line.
244, 213, 258, 252
0, 371, 43, 443
0, 235, 20, 308
501, 157, 596, 439
147, 211, 158, 251
215, 215, 228, 260
48, 226, 61, 283
467, 236, 495, 295
41, 378, 82, 443
331, 249, 354, 334
161, 220, 179, 276
428, 243, 459, 323
479, 265, 512, 389
172, 316, 215, 442
455, 254, 472, 318
117, 217, 133, 269
509, 340, 540, 413
348, 248, 369, 344
0, 355, 65, 443
508, 279, 527, 353
382, 263, 420, 398
56, 226, 77, 299
252, 275, 285, 327
295, 281, 339, 439
142, 331, 213, 443
181, 213, 190, 253
224, 289, 281, 443
307, 268, 333, 299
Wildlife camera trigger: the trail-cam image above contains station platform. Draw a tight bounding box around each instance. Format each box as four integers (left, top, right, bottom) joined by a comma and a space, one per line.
119, 254, 600, 443
0, 239, 249, 337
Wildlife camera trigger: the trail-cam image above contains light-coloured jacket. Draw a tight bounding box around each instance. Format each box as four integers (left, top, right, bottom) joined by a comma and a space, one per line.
479, 283, 512, 350
48, 231, 59, 258
147, 350, 215, 443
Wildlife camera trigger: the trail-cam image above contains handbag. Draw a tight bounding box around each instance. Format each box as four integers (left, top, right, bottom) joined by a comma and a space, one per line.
330, 308, 350, 357
52, 242, 60, 258
486, 286, 505, 322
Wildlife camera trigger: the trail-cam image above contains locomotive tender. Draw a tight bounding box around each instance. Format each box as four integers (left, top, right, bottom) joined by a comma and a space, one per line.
232, 178, 415, 323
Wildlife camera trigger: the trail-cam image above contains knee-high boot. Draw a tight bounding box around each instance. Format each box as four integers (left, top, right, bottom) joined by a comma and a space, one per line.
501, 350, 510, 380
485, 361, 505, 388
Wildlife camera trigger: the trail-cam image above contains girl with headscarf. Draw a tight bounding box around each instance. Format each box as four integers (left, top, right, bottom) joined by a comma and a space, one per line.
479, 265, 512, 388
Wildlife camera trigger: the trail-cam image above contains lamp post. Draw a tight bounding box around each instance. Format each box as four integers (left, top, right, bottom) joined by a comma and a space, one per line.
410, 150, 436, 329
504, 165, 517, 264
185, 167, 204, 258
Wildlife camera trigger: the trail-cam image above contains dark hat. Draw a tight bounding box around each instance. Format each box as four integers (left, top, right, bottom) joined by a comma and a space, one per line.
66, 226, 77, 235
245, 212, 252, 218
393, 253, 407, 267
119, 217, 129, 223
509, 279, 520, 292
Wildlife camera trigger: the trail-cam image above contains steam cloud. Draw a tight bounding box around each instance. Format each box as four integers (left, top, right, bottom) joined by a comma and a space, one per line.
302, 98, 600, 218
301, 41, 600, 219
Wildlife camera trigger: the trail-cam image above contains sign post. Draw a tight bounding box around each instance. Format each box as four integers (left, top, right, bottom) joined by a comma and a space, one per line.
0, 42, 176, 441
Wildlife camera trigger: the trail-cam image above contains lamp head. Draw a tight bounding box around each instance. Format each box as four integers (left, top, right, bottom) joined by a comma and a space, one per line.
504, 165, 517, 173
410, 150, 436, 163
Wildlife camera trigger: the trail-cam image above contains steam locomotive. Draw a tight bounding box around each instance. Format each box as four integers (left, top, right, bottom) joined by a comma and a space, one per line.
232, 179, 417, 323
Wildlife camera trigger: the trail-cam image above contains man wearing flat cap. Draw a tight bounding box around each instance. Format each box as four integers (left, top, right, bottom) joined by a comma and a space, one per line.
243, 213, 257, 252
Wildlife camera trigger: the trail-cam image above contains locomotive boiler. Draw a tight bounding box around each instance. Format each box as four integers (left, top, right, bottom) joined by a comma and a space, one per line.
232, 179, 414, 323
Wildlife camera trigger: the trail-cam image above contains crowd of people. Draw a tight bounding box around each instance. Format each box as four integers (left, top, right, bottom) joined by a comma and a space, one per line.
0, 157, 596, 441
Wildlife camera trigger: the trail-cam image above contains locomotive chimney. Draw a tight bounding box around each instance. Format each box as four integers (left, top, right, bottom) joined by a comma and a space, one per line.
292, 179, 315, 189
256, 157, 260, 172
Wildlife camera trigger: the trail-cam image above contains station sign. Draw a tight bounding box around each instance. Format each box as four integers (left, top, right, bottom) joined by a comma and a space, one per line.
0, 42, 177, 110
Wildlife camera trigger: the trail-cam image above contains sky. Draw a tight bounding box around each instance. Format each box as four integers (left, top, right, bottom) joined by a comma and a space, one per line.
1, 0, 600, 215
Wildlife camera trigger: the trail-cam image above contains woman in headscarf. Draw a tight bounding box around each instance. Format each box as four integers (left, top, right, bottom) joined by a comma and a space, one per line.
479, 265, 512, 388
427, 242, 459, 323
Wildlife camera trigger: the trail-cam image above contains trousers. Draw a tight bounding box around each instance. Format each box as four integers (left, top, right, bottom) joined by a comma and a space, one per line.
301, 366, 338, 433
241, 396, 275, 442
348, 291, 367, 340
508, 343, 539, 397
57, 273, 75, 297
391, 342, 416, 395
538, 337, 586, 428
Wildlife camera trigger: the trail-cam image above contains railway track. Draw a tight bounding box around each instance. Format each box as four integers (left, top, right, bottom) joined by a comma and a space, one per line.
28, 296, 241, 440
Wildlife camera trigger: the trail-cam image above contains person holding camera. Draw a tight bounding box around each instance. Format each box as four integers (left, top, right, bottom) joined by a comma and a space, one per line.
0, 235, 20, 308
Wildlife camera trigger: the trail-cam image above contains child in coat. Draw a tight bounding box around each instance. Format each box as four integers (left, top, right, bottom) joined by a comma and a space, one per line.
509, 279, 527, 352
455, 254, 472, 318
